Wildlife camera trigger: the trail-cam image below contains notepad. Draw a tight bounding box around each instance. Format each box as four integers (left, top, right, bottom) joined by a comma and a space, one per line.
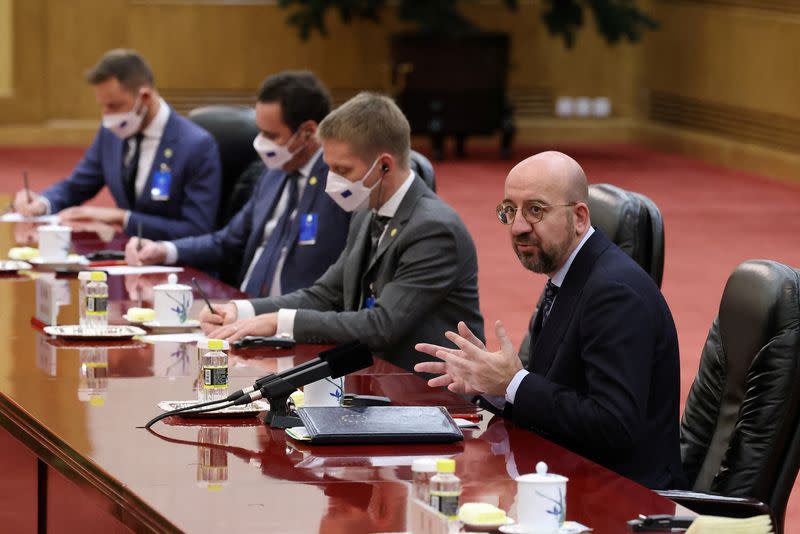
294, 406, 464, 444
686, 514, 772, 534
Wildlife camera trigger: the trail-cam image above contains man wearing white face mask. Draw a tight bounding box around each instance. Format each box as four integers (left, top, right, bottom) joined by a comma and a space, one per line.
13, 49, 221, 240
201, 92, 484, 372
125, 71, 350, 297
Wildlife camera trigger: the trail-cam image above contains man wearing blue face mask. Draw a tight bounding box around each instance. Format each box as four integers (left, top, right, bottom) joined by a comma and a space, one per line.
126, 71, 350, 298
13, 49, 222, 240
201, 92, 484, 372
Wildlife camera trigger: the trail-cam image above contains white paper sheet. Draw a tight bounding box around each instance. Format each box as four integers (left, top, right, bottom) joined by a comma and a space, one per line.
92, 265, 184, 276
141, 333, 207, 344
0, 213, 60, 223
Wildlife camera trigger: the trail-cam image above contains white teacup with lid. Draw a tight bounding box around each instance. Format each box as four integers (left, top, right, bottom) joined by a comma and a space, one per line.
37, 224, 72, 260
153, 273, 194, 325
514, 461, 568, 534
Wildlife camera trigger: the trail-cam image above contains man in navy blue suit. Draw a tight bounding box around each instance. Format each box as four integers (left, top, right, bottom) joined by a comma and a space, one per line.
13, 49, 221, 240
126, 71, 350, 298
415, 151, 684, 489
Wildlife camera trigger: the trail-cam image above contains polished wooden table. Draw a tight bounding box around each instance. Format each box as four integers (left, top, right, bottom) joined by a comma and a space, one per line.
0, 224, 676, 533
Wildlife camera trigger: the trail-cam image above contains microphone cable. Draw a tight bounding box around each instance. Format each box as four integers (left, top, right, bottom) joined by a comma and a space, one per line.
143, 398, 243, 429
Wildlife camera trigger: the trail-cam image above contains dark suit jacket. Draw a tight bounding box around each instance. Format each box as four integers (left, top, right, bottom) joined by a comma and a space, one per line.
489, 229, 684, 489
250, 176, 484, 371
171, 156, 350, 295
42, 109, 221, 240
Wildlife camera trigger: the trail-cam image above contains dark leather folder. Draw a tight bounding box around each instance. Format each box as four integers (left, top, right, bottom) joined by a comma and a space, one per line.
296, 406, 464, 444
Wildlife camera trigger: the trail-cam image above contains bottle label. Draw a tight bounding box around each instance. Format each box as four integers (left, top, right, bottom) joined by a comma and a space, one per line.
430, 491, 460, 518
86, 296, 108, 315
203, 366, 228, 389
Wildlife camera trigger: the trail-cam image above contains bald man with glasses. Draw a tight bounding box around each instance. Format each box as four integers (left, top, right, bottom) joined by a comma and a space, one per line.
416, 151, 685, 490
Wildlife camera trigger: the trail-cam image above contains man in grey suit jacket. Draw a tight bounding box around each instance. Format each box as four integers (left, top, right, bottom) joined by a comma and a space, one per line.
201, 92, 484, 371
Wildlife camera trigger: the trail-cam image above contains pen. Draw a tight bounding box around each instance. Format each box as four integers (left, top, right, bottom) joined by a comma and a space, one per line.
137, 220, 143, 252
449, 413, 483, 423
23, 170, 32, 204
192, 277, 217, 315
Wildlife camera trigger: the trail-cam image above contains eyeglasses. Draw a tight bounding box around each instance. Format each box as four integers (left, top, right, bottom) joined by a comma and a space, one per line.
496, 200, 577, 225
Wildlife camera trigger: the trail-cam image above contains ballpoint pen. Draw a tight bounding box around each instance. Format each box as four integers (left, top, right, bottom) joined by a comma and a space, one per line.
448, 412, 483, 423
192, 277, 217, 315
23, 170, 32, 204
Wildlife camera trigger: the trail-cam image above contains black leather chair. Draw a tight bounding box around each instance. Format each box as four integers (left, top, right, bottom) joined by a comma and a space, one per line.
410, 150, 436, 192
188, 105, 260, 228
588, 183, 664, 288
658, 260, 800, 534
518, 184, 665, 364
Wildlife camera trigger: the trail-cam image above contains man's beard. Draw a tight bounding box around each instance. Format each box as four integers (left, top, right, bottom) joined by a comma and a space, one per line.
513, 216, 574, 274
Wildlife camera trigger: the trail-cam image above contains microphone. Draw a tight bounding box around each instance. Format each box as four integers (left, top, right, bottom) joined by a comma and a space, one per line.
234, 342, 372, 406
142, 342, 371, 429
226, 341, 365, 402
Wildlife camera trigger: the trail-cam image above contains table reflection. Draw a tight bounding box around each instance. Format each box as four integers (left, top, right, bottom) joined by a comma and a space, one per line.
78, 347, 108, 406
197, 426, 229, 491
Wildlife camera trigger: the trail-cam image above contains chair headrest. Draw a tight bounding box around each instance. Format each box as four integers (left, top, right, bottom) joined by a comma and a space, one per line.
409, 150, 436, 192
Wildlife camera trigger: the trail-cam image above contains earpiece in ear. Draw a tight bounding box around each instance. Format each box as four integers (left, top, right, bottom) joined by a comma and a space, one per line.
381, 164, 389, 174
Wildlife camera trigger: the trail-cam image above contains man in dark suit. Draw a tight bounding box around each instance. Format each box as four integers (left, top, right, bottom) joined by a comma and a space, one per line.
200, 93, 484, 371
415, 151, 684, 489
13, 49, 221, 240
126, 71, 350, 298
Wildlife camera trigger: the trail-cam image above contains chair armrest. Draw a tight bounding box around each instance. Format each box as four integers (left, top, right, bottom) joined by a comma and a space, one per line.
656, 490, 775, 525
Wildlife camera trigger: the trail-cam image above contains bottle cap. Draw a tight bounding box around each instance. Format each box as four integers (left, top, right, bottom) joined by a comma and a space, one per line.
89, 271, 107, 282
78, 271, 92, 281
197, 339, 229, 350
207, 339, 225, 350
412, 457, 439, 473
436, 458, 456, 473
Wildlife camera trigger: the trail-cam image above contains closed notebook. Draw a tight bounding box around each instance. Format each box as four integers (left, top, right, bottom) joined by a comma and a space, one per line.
295, 406, 464, 444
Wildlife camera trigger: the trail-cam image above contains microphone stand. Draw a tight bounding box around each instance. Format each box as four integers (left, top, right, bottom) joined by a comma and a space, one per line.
260, 374, 303, 429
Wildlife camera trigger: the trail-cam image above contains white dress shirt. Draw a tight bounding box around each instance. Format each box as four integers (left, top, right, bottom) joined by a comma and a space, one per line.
133, 97, 170, 199
234, 169, 416, 337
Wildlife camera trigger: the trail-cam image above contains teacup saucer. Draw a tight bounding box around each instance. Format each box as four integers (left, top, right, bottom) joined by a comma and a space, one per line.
143, 319, 201, 332
500, 522, 591, 533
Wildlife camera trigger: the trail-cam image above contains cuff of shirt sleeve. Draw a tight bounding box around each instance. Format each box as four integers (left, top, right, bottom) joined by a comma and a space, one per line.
232, 300, 256, 320
484, 395, 507, 410
276, 309, 297, 339
162, 241, 179, 265
40, 196, 52, 215
123, 210, 131, 229
505, 369, 530, 404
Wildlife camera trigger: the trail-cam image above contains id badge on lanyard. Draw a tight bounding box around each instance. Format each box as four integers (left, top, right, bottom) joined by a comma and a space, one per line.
298, 213, 319, 246
151, 163, 172, 201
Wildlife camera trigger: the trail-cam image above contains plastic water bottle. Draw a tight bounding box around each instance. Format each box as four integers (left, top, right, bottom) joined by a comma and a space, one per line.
201, 338, 228, 401
430, 458, 461, 519
196, 339, 229, 398
78, 271, 92, 327
83, 271, 108, 329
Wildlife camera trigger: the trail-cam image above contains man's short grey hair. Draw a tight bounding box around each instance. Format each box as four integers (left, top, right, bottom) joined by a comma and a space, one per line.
318, 92, 410, 168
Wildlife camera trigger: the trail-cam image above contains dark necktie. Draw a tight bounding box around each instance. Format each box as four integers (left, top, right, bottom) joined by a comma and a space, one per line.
540, 280, 559, 324
368, 214, 391, 263
243, 172, 301, 297
360, 214, 391, 309
122, 133, 144, 207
